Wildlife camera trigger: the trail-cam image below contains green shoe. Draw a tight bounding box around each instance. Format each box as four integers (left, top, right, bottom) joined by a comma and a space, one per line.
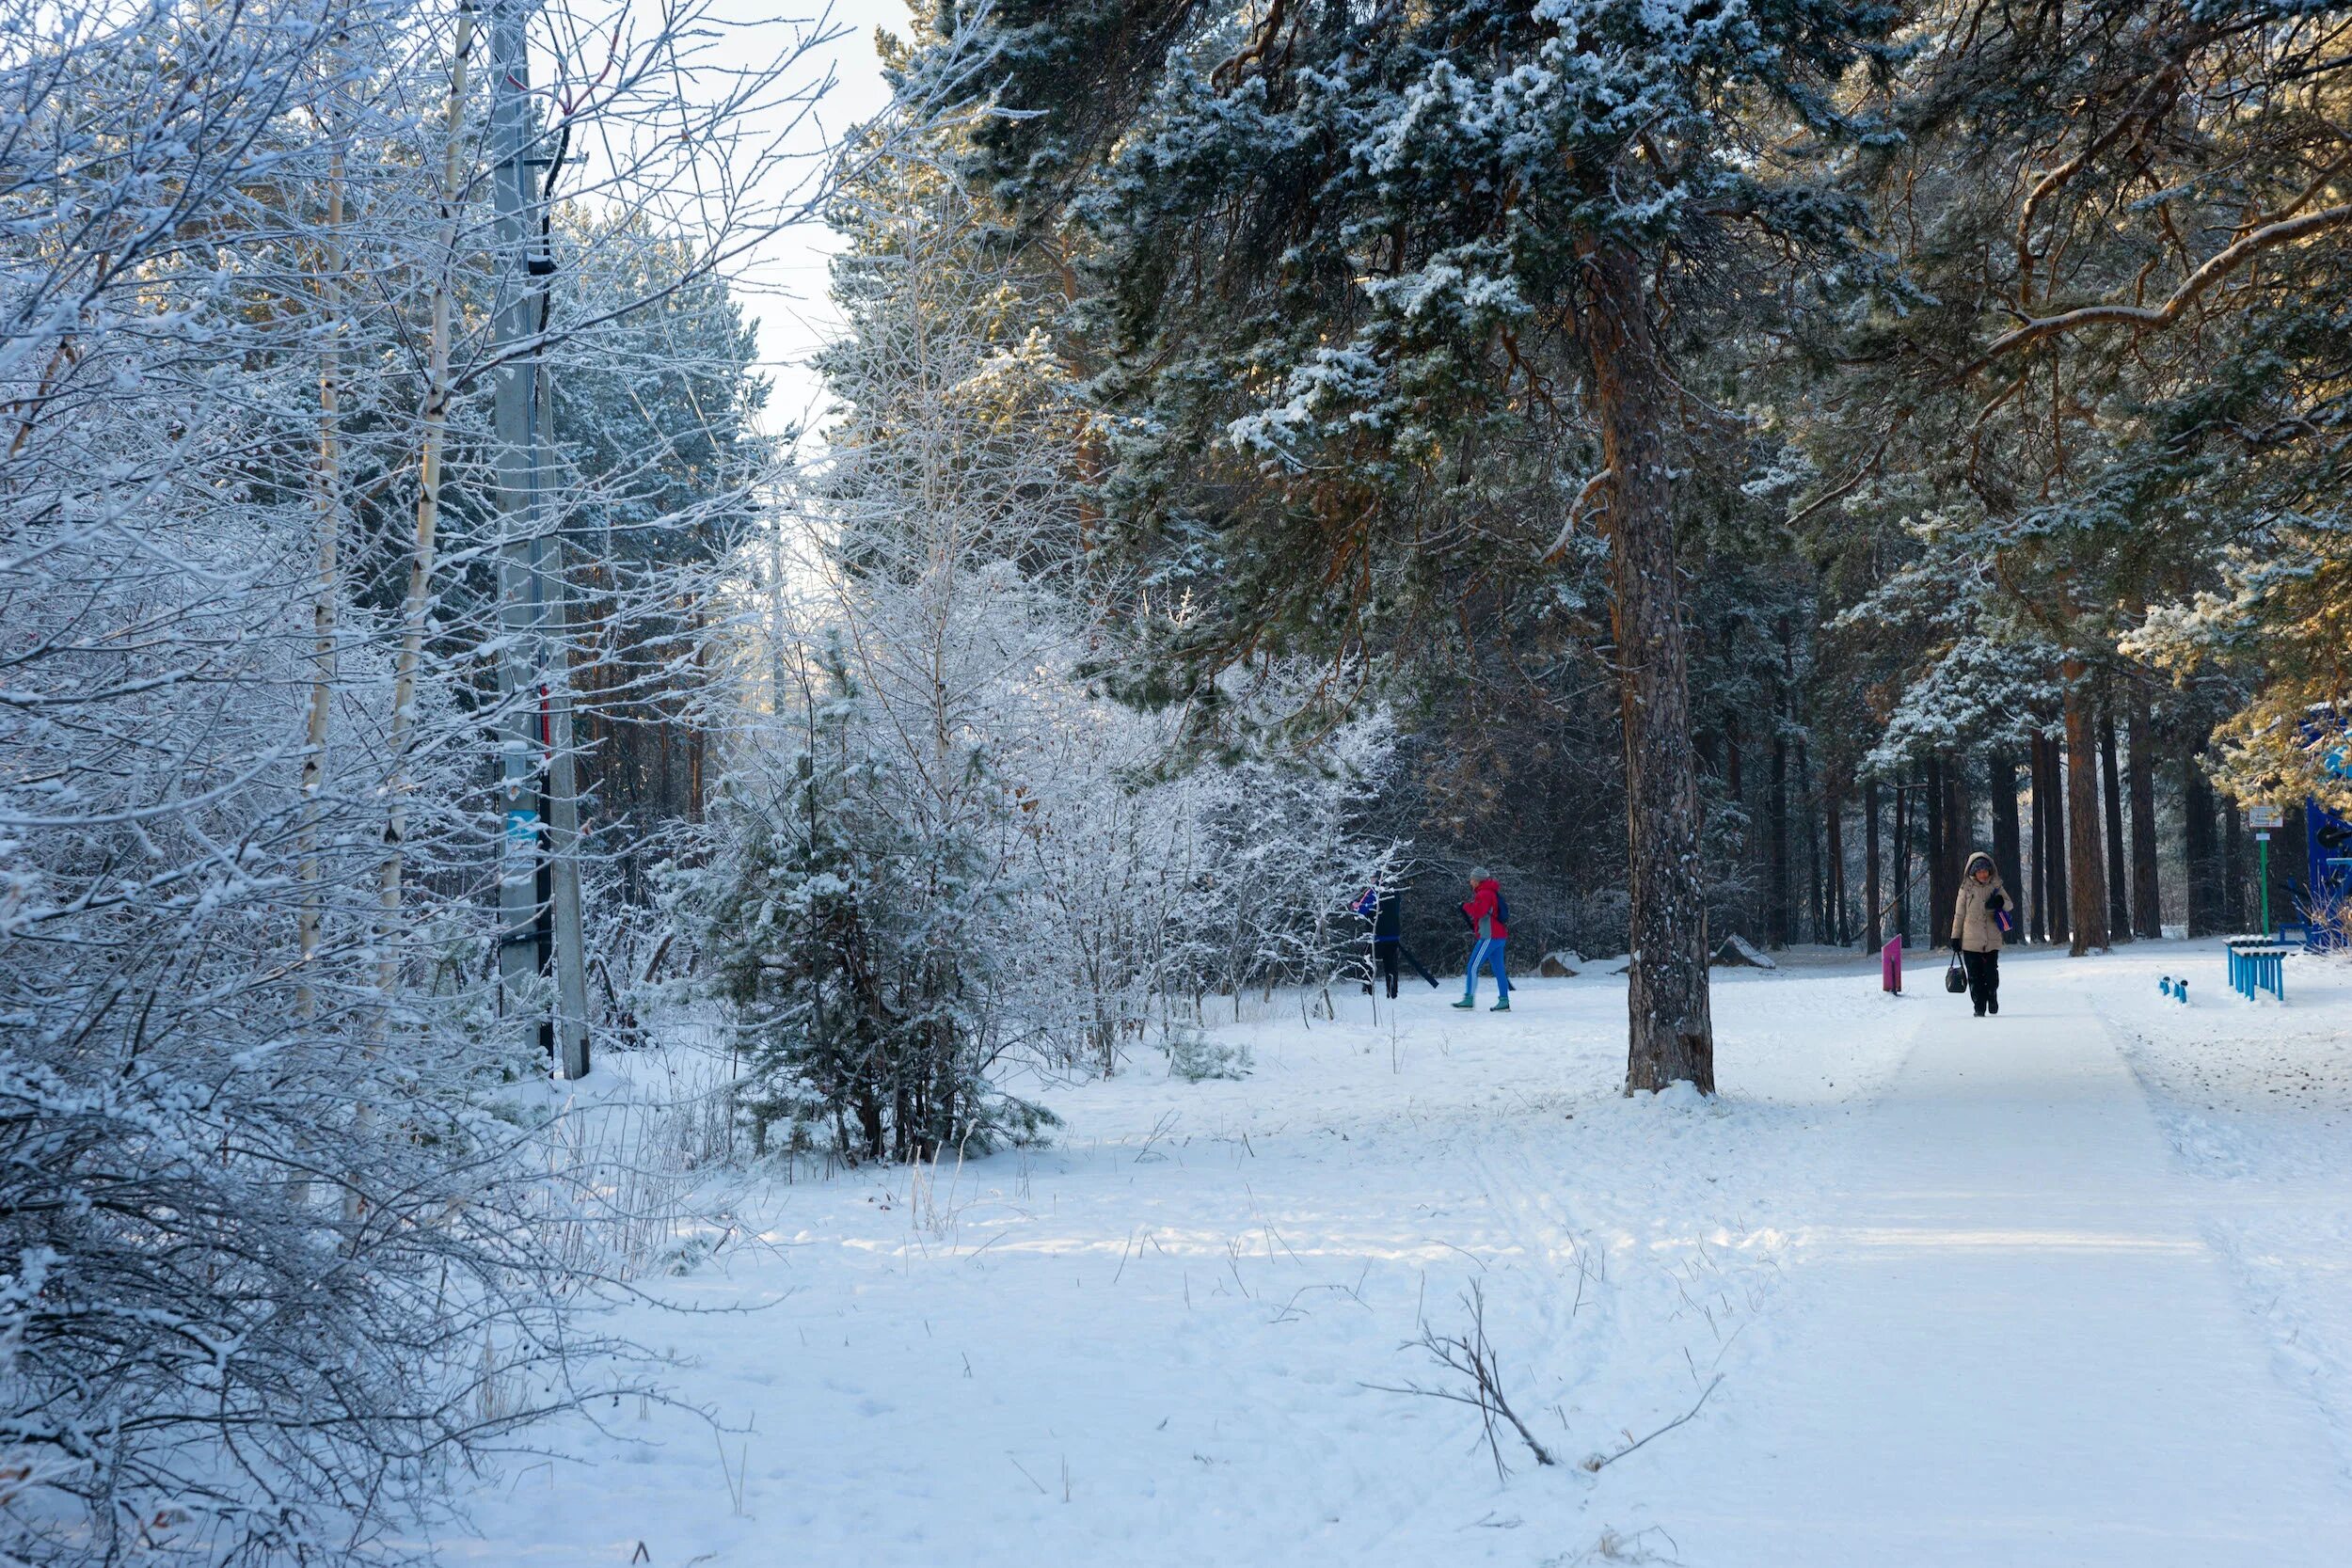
1490, 1000, 1510, 1012
1452, 999, 1475, 1009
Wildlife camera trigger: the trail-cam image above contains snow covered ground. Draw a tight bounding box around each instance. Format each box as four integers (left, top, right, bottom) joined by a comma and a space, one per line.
456, 940, 2352, 1566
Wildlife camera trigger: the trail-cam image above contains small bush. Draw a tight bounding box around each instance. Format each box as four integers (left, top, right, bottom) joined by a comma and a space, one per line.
1165, 1027, 1252, 1083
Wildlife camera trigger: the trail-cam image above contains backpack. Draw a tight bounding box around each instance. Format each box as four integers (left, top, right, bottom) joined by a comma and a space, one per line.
1495, 891, 1511, 926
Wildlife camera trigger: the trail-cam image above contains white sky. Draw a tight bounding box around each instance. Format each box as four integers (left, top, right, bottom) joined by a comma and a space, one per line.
712, 0, 908, 443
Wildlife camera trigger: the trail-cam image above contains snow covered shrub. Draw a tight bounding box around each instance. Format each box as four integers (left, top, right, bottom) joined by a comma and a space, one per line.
682, 119, 1399, 1148
0, 0, 850, 1551
681, 672, 1055, 1164
0, 1032, 641, 1567
1163, 1026, 1251, 1083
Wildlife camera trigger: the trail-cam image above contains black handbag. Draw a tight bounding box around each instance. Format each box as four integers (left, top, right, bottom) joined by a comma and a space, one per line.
1945, 949, 1968, 994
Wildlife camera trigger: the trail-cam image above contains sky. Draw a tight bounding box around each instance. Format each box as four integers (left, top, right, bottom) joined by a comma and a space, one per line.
714, 0, 908, 443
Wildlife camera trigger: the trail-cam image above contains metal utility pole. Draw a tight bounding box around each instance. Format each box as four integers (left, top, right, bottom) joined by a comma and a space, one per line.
489, 0, 590, 1078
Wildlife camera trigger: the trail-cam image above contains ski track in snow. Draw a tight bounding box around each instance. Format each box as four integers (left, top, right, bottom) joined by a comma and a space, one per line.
453, 941, 2352, 1566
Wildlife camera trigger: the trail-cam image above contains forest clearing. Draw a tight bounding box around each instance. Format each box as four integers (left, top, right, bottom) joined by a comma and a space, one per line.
11, 1, 2352, 1563
461, 945, 2352, 1566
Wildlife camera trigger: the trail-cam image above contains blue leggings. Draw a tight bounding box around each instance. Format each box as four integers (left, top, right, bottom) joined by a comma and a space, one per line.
1465, 938, 1509, 1001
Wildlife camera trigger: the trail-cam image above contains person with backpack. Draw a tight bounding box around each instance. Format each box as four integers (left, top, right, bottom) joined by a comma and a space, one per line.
1354, 879, 1438, 999
1950, 849, 2011, 1017
1453, 871, 1511, 1012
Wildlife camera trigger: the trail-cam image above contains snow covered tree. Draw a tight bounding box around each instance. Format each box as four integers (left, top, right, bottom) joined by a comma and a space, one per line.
1788, 0, 2352, 948
681, 102, 1396, 1141
920, 0, 1912, 1091
686, 658, 1050, 1162
0, 0, 882, 1553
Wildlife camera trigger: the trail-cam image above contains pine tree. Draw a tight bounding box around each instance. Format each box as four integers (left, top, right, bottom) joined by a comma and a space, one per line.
924, 0, 1909, 1092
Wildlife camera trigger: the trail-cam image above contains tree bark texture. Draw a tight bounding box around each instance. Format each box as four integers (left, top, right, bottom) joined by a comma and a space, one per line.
1990, 750, 2023, 905
1584, 242, 1713, 1093
2099, 698, 2131, 942
1864, 780, 1883, 951
2063, 670, 2109, 955
1926, 757, 1949, 946
1799, 740, 1821, 943
2184, 745, 2220, 937
2224, 801, 2246, 932
1945, 751, 1971, 892
1894, 775, 1913, 945
2042, 729, 2072, 945
1825, 787, 1845, 945
2126, 688, 2163, 938
2028, 738, 2048, 942
1769, 727, 1790, 948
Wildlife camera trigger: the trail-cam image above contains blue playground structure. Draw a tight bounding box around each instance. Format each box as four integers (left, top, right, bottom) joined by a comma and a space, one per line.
2306, 796, 2351, 953
2294, 709, 2351, 953
2226, 937, 2292, 1002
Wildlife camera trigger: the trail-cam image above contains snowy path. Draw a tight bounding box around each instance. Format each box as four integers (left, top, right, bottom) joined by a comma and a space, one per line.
459, 946, 2352, 1568
1642, 977, 2352, 1563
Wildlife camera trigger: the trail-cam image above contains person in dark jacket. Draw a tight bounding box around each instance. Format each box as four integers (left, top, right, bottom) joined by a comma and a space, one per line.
1950, 849, 2010, 1017
1362, 881, 1437, 999
1453, 872, 1511, 1012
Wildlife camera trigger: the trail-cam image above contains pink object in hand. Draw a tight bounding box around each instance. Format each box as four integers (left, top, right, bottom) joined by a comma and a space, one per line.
1882, 936, 1902, 993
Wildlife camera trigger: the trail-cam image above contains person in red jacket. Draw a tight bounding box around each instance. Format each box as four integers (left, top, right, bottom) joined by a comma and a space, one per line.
1452, 871, 1511, 1012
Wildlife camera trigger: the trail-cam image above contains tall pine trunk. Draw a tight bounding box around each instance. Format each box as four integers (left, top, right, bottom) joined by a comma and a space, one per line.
1769, 728, 1789, 948
1864, 779, 1883, 950
2063, 668, 2108, 954
2126, 687, 2163, 938
2099, 697, 2130, 942
1925, 757, 1948, 945
2043, 730, 2072, 945
2184, 744, 2220, 936
2224, 801, 2246, 932
1894, 776, 1913, 946
1824, 785, 1845, 945
1799, 739, 1821, 943
1991, 750, 2022, 906
1585, 241, 1711, 1093
2028, 738, 2048, 942
1945, 751, 1970, 892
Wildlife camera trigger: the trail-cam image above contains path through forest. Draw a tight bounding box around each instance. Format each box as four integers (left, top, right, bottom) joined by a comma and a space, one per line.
1635, 978, 2352, 1562
464, 943, 2352, 1567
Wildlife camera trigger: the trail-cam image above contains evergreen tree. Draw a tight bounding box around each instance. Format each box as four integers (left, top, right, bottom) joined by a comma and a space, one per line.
686, 667, 1050, 1163
922, 0, 1909, 1091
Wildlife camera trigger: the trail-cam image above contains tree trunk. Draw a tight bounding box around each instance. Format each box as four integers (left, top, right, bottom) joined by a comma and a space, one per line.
1768, 726, 1789, 949
297, 151, 344, 1026
379, 16, 472, 1011
1724, 710, 1746, 938
1864, 779, 1883, 951
1894, 775, 1912, 946
2099, 697, 2130, 942
2126, 687, 2162, 938
1945, 749, 1971, 892
2028, 738, 2048, 942
2063, 669, 2108, 954
1799, 740, 1821, 944
1925, 757, 1948, 946
2184, 744, 2220, 936
1584, 240, 1712, 1093
1990, 750, 2022, 904
2043, 729, 2071, 945
2224, 799, 2246, 932
1825, 786, 1846, 946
